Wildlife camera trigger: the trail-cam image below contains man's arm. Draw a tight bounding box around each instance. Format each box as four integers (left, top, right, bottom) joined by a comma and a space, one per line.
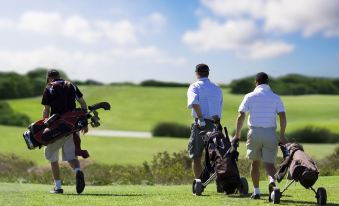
192, 104, 203, 118
42, 105, 50, 119
77, 97, 87, 111
192, 104, 206, 128
77, 97, 88, 134
278, 112, 288, 144
235, 112, 246, 140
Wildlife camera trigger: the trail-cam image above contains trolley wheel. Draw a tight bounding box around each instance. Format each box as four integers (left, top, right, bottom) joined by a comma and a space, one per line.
316, 187, 327, 205
238, 177, 249, 195
192, 179, 203, 196
270, 187, 281, 204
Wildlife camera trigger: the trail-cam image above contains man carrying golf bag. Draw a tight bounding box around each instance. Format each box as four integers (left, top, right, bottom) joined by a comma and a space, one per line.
187, 63, 223, 179
41, 69, 87, 194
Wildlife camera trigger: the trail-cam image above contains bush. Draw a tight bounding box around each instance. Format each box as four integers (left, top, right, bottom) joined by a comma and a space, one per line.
0, 101, 31, 126
0, 150, 285, 185
140, 80, 189, 88
229, 74, 339, 95
152, 122, 191, 138
287, 126, 339, 143
73, 79, 104, 86
318, 146, 339, 176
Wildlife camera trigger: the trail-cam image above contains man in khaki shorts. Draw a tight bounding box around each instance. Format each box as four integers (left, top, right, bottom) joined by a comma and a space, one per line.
42, 69, 88, 194
233, 72, 287, 200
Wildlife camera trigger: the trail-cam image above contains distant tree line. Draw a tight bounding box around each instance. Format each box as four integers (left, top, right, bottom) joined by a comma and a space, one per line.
0, 68, 68, 100
230, 74, 339, 95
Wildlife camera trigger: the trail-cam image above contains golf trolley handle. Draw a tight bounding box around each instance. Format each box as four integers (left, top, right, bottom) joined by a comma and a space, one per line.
224, 127, 229, 138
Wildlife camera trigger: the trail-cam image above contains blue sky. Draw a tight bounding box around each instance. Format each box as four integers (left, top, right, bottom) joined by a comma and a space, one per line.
0, 0, 338, 83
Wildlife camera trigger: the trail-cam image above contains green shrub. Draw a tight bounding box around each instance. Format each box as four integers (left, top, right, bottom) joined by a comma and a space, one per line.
318, 146, 339, 176
140, 80, 189, 88
229, 74, 339, 95
152, 122, 191, 138
0, 101, 31, 126
287, 126, 339, 143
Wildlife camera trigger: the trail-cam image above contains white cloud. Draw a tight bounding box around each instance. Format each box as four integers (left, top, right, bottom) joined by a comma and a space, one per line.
0, 46, 186, 82
0, 10, 185, 82
240, 41, 294, 60
0, 11, 139, 45
183, 19, 258, 51
147, 13, 167, 28
202, 0, 339, 37
182, 18, 293, 59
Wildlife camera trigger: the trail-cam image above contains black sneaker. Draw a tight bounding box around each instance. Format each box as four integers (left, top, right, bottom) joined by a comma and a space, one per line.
50, 187, 63, 194
251, 193, 260, 199
76, 171, 85, 194
268, 182, 276, 202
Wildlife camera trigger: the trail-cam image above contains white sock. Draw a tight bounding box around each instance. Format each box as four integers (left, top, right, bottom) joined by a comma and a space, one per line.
74, 168, 81, 173
254, 187, 260, 195
55, 180, 62, 189
269, 176, 275, 184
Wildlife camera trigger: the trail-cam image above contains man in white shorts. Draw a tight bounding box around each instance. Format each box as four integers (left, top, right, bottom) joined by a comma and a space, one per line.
42, 69, 88, 194
233, 72, 288, 201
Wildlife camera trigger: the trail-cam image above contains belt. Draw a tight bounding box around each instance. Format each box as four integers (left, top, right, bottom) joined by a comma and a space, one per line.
194, 118, 220, 124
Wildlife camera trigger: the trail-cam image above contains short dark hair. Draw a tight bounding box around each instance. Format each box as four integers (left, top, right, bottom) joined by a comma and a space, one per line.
256, 72, 269, 85
195, 63, 210, 77
47, 69, 60, 79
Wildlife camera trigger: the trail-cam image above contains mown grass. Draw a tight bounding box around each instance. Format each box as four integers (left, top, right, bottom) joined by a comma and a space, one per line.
0, 176, 338, 206
7, 86, 339, 133
1, 125, 338, 166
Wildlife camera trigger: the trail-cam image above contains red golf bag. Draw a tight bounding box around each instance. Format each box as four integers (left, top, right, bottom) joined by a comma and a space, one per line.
23, 102, 110, 157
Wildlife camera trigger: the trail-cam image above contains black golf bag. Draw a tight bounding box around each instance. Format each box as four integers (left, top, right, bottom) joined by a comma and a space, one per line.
192, 119, 248, 196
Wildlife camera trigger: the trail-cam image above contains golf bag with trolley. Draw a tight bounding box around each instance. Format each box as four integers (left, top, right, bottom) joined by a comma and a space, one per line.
23, 102, 111, 158
270, 143, 327, 205
192, 118, 248, 196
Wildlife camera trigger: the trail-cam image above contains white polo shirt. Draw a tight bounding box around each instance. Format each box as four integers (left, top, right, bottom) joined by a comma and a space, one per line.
238, 84, 285, 128
187, 77, 223, 119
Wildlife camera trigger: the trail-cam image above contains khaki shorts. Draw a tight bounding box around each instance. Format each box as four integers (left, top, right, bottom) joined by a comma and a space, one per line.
246, 127, 278, 164
188, 121, 215, 159
44, 133, 76, 162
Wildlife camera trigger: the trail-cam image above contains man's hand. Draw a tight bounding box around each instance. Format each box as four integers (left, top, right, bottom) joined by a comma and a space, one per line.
280, 136, 288, 145
197, 118, 206, 128
81, 127, 88, 134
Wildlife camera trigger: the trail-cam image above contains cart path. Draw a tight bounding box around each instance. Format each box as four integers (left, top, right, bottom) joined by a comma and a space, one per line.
87, 129, 152, 138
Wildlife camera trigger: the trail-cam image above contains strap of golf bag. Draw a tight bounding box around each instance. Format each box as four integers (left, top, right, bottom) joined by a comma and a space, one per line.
275, 146, 302, 182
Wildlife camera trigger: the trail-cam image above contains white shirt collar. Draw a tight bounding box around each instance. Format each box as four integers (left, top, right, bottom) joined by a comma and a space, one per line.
254, 84, 271, 92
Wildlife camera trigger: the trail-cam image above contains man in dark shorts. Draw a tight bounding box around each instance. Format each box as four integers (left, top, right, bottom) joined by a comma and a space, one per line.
187, 64, 223, 178
42, 69, 88, 194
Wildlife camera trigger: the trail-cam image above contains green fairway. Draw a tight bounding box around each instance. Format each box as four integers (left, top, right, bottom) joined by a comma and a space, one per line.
0, 176, 338, 206
1, 125, 337, 166
7, 86, 339, 134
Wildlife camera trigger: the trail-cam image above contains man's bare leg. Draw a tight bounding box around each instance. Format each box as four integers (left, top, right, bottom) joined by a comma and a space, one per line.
265, 162, 276, 182
68, 158, 85, 194
251, 160, 261, 196
192, 157, 202, 178
68, 159, 80, 170
50, 161, 63, 193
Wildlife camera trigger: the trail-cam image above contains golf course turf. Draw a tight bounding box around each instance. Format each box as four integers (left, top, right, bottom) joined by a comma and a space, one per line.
1, 176, 338, 206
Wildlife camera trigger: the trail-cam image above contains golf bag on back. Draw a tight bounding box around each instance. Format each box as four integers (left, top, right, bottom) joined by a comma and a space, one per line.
23, 102, 111, 153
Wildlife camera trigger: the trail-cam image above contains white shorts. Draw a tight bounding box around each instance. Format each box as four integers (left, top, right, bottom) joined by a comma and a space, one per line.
44, 133, 76, 162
